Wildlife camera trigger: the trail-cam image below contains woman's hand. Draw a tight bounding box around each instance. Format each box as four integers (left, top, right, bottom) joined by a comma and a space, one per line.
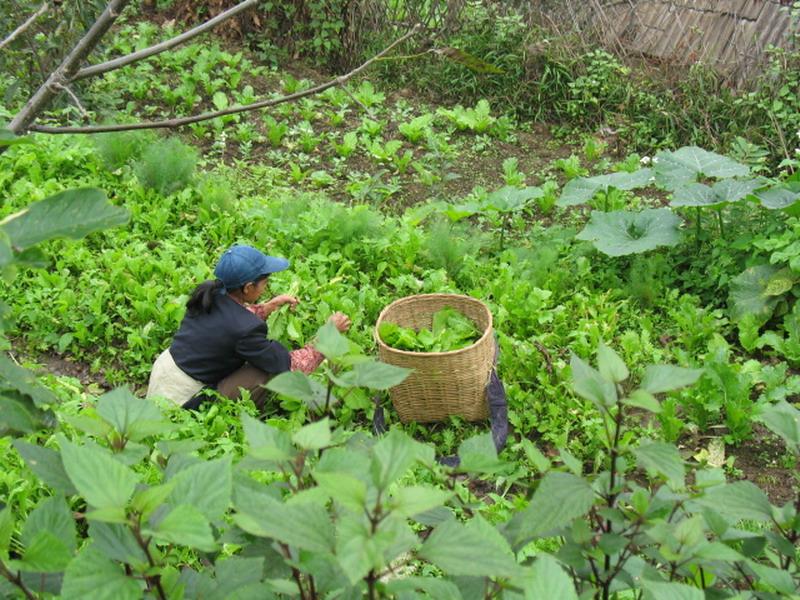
329, 312, 351, 333
248, 295, 299, 320
270, 294, 299, 309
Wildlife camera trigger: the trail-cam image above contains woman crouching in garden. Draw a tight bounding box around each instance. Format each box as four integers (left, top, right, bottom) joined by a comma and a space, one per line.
147, 244, 350, 409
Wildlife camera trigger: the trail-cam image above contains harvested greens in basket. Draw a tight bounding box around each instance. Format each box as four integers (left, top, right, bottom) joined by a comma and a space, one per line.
378, 306, 481, 352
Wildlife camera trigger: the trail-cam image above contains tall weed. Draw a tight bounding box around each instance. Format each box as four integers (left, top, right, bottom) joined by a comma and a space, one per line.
134, 136, 198, 195
93, 130, 154, 171
422, 220, 484, 279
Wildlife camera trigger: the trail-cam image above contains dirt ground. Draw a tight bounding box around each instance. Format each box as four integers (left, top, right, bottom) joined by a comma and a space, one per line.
727, 425, 798, 506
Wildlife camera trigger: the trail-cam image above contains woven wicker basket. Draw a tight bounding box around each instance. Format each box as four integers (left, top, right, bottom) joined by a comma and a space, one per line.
375, 294, 494, 423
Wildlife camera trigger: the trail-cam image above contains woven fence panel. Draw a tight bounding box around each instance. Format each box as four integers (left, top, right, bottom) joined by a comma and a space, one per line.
531, 0, 795, 84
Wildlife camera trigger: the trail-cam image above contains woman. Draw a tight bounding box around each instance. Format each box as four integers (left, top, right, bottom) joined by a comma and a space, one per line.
147, 244, 350, 409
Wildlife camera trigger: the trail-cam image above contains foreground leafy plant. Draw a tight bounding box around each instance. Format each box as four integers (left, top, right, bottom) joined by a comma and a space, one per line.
1, 184, 129, 436
266, 321, 410, 416
2, 344, 798, 598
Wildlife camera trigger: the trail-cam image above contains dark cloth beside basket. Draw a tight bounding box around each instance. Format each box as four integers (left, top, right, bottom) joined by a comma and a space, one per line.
373, 338, 509, 466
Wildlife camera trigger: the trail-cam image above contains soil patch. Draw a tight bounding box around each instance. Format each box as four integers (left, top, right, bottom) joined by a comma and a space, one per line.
10, 339, 115, 393
727, 424, 798, 506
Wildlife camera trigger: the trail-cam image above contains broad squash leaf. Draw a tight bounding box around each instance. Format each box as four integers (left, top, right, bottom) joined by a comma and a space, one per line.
558, 169, 653, 206
576, 209, 681, 256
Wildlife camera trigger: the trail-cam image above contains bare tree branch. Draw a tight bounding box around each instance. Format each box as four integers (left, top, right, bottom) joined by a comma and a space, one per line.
71, 0, 261, 82
28, 24, 422, 135
0, 2, 50, 52
8, 0, 132, 135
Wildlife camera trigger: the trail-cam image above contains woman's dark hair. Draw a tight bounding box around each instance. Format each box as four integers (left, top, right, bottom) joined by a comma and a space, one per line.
185, 274, 269, 314
186, 279, 224, 314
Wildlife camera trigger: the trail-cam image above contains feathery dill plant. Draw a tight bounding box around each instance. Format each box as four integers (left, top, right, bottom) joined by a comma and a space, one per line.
93, 130, 154, 171
134, 136, 198, 195
316, 204, 384, 248
423, 220, 484, 279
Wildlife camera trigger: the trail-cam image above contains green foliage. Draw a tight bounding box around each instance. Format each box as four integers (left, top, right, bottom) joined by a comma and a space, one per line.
557, 168, 653, 207
2, 189, 128, 252
351, 80, 385, 108
5, 23, 800, 594
134, 137, 197, 196
582, 136, 607, 161
1, 342, 797, 598
92, 131, 154, 171
670, 179, 762, 208
379, 306, 480, 352
365, 137, 403, 163
565, 50, 631, 126
501, 157, 525, 186
728, 264, 792, 322
421, 220, 483, 279
368, 2, 800, 166
576, 208, 682, 256
654, 146, 750, 190
398, 113, 435, 143
263, 115, 289, 148
438, 99, 497, 134
331, 130, 358, 157
553, 154, 588, 179
0, 175, 129, 436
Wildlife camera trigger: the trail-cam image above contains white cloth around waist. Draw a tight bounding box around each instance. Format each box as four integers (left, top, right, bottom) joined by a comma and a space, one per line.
146, 348, 205, 406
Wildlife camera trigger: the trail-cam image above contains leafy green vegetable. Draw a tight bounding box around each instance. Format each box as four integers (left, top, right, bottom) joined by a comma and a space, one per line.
379, 307, 481, 352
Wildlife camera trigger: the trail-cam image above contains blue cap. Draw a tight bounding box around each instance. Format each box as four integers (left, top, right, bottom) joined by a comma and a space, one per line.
213, 245, 289, 290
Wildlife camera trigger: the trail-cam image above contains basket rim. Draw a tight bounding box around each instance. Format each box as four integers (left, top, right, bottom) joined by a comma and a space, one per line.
374, 293, 493, 358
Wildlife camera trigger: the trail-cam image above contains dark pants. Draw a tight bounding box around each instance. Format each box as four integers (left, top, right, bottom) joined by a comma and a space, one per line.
182, 364, 271, 410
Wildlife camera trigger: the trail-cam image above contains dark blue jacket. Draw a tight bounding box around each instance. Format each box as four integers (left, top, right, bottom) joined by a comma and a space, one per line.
170, 293, 290, 384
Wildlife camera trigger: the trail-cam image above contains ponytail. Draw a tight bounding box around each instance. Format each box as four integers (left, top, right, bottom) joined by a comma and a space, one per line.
186, 279, 223, 314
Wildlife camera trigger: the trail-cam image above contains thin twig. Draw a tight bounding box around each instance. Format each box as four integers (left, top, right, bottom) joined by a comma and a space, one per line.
132, 521, 167, 600
604, 516, 644, 585
733, 562, 756, 590
29, 24, 422, 135
26, 30, 48, 85
0, 2, 50, 51
767, 110, 791, 167
365, 490, 384, 600
0, 559, 38, 600
278, 543, 307, 600
71, 0, 260, 82
339, 83, 371, 114
376, 49, 433, 62
533, 340, 553, 374
55, 84, 88, 118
